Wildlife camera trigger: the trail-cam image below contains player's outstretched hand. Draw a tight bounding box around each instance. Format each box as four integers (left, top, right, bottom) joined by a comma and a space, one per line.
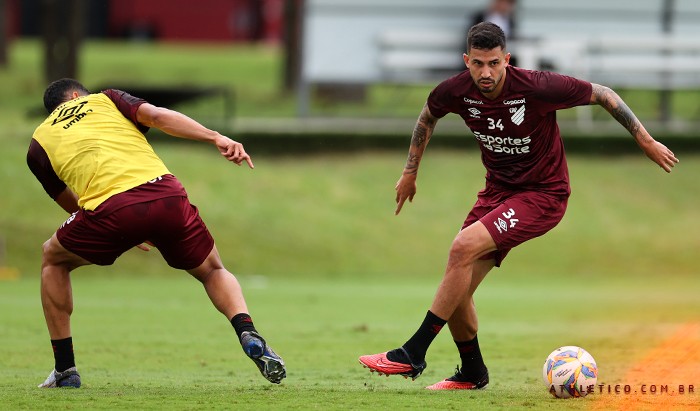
642, 140, 678, 173
215, 135, 254, 168
395, 173, 417, 215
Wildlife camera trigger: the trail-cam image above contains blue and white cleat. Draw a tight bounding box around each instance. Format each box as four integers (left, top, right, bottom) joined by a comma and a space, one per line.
240, 331, 286, 384
38, 367, 81, 388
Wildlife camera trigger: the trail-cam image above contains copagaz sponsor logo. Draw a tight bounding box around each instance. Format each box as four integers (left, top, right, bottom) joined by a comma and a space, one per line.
503, 98, 525, 105
468, 107, 481, 118
52, 100, 93, 130
473, 130, 531, 155
463, 97, 484, 105
493, 208, 518, 234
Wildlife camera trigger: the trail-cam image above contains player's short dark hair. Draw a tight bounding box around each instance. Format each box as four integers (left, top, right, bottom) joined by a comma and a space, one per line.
467, 22, 507, 52
43, 78, 90, 113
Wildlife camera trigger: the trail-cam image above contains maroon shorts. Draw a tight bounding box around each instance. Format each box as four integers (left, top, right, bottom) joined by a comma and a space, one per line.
462, 184, 568, 267
56, 196, 214, 270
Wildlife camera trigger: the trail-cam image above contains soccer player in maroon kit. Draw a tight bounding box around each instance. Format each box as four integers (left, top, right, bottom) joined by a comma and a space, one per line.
359, 22, 678, 390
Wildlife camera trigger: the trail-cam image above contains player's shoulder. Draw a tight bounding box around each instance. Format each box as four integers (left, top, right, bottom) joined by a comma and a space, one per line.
507, 66, 581, 94
99, 88, 124, 102
440, 70, 473, 86
101, 89, 147, 106
433, 70, 474, 96
507, 66, 550, 86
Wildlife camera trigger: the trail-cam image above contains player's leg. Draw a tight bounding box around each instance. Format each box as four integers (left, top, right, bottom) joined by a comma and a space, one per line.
426, 258, 494, 390
153, 194, 285, 384
38, 233, 90, 388
448, 258, 494, 341
430, 221, 496, 319
187, 244, 248, 319
359, 221, 496, 379
426, 191, 568, 388
186, 244, 286, 384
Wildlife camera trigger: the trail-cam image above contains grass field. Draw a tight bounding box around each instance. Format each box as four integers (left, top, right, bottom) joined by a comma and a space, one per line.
2, 121, 699, 408
2, 275, 698, 410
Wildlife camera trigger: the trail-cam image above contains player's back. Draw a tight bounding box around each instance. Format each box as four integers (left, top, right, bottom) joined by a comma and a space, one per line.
32, 92, 170, 210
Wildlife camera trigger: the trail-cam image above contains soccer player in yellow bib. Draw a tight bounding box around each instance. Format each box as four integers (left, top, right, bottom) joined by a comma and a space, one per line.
28, 78, 285, 387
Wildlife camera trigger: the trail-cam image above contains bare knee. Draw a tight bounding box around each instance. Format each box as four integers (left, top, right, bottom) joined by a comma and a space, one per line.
41, 237, 64, 269
41, 236, 89, 272
187, 245, 231, 283
190, 267, 217, 283
448, 235, 482, 265
188, 258, 226, 283
41, 238, 53, 263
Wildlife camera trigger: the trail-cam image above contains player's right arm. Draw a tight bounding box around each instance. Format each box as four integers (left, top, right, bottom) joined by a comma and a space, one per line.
27, 139, 78, 213
395, 103, 439, 215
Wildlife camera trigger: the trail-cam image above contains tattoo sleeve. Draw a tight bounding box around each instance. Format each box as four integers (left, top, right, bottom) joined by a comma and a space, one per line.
591, 83, 650, 145
404, 104, 438, 175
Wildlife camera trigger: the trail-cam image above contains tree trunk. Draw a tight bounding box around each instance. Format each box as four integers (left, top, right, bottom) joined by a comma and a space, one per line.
42, 0, 85, 82
282, 0, 303, 93
0, 0, 7, 66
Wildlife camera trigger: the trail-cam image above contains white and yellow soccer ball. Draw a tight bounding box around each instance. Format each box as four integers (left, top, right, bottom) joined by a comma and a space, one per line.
542, 346, 598, 398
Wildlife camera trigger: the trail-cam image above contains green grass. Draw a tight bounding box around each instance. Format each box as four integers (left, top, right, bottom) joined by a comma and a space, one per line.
1, 274, 698, 409
3, 120, 697, 280
2, 118, 699, 408
0, 39, 293, 123
2, 39, 700, 124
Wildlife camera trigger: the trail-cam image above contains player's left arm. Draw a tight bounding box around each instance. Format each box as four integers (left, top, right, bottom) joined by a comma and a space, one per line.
54, 188, 79, 214
589, 83, 678, 172
136, 103, 254, 168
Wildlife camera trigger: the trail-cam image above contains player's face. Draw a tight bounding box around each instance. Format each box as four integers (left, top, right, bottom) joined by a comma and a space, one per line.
464, 47, 510, 97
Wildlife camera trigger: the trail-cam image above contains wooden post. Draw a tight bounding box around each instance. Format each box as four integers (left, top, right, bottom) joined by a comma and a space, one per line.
283, 0, 304, 93
41, 0, 85, 82
0, 0, 7, 67
659, 0, 674, 124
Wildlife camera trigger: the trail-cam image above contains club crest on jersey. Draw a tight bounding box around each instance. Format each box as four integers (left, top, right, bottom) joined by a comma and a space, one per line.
510, 105, 525, 125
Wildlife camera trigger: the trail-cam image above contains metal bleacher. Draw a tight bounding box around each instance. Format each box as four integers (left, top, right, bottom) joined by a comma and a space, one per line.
302, 0, 700, 125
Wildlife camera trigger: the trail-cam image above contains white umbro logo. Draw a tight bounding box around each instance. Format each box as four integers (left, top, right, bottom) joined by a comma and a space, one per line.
468, 107, 481, 118
510, 105, 525, 125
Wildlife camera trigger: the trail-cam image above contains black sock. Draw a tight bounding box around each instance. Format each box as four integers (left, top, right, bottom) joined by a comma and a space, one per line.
51, 337, 75, 372
456, 334, 486, 375
230, 313, 257, 342
392, 310, 446, 364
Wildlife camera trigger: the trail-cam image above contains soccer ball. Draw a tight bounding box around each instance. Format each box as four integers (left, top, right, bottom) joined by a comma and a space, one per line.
542, 346, 598, 398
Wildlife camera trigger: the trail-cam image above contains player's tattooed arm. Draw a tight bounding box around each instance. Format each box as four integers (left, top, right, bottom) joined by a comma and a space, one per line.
404, 104, 438, 175
395, 104, 439, 215
590, 83, 678, 172
589, 83, 646, 144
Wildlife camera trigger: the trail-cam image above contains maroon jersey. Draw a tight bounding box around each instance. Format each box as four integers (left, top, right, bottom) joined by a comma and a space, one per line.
427, 66, 592, 196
